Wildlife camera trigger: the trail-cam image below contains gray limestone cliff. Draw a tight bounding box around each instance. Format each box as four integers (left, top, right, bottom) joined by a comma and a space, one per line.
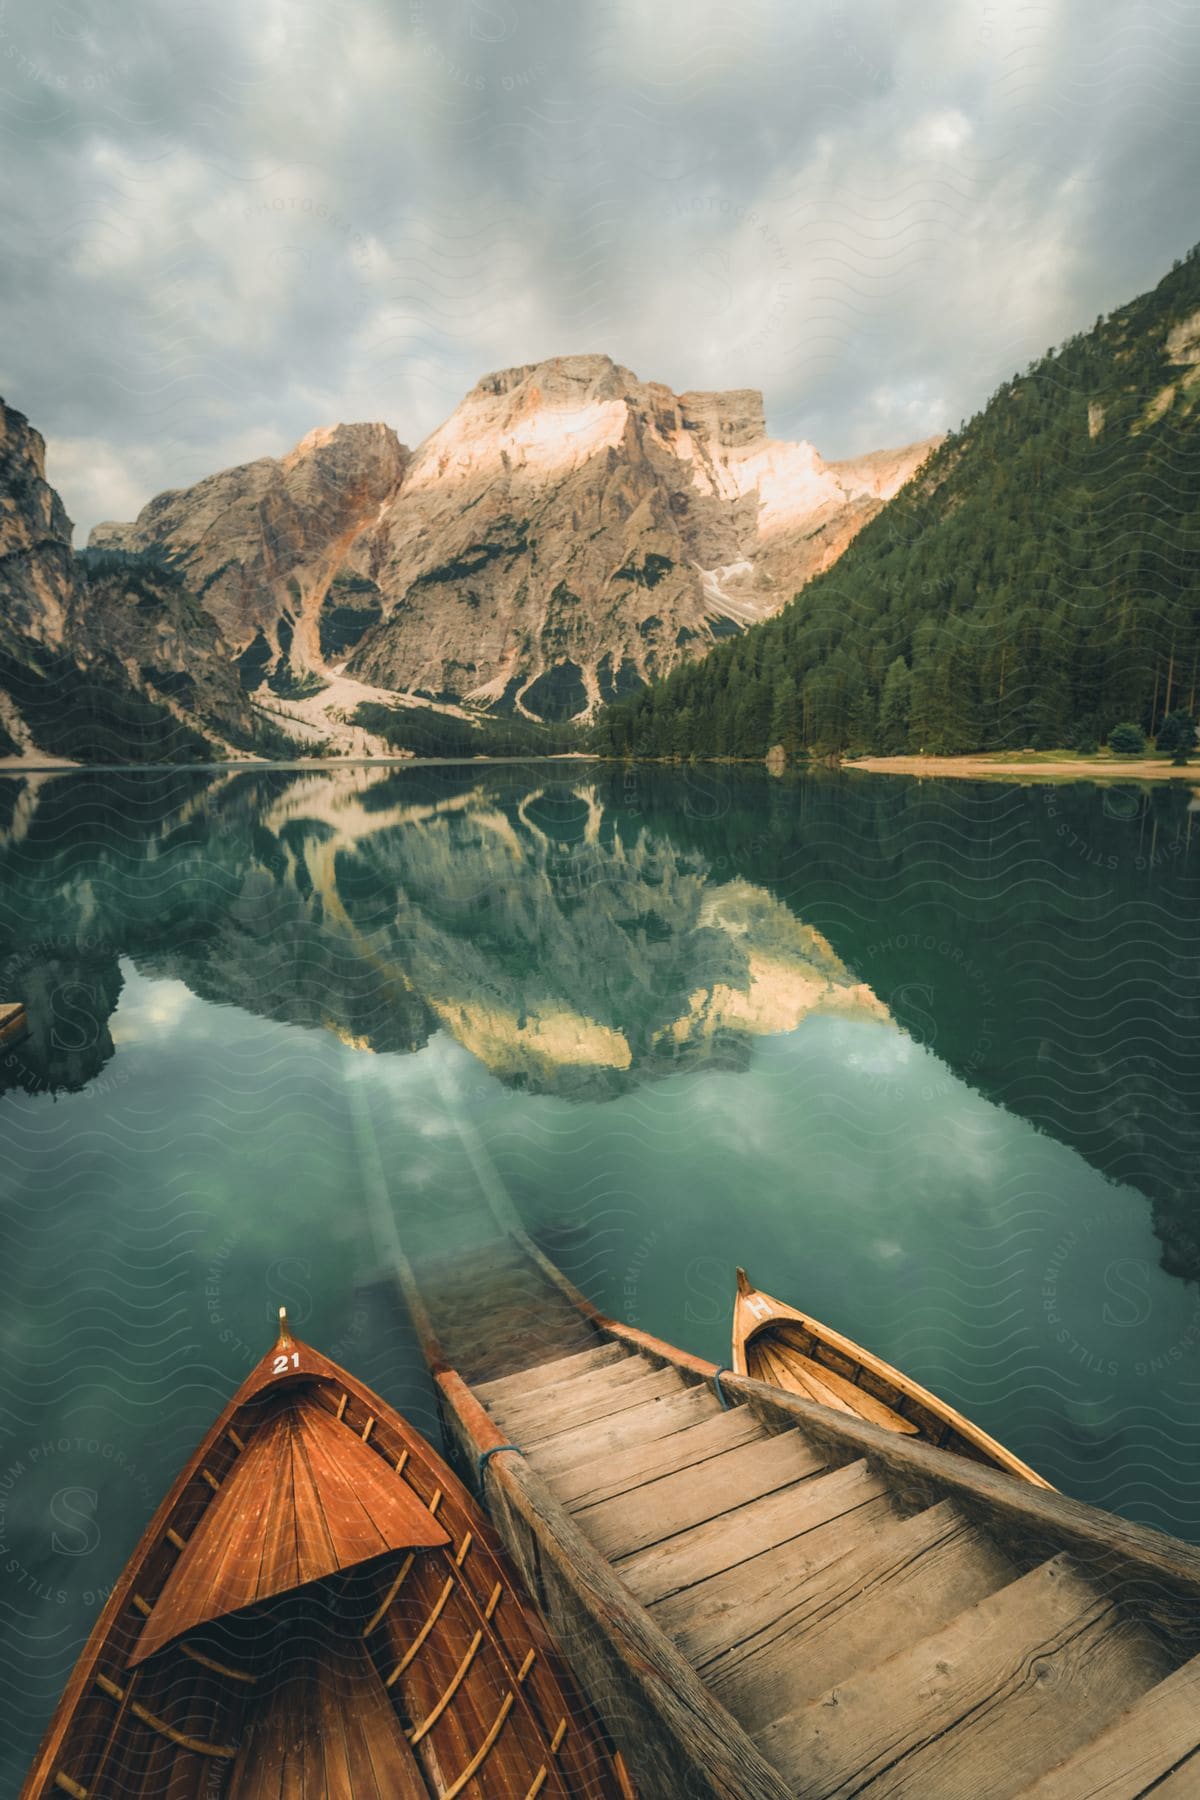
341, 355, 936, 718
88, 358, 936, 727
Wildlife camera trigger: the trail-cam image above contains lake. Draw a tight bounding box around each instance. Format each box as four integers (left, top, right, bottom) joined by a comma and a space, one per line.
1, 759, 1198, 1783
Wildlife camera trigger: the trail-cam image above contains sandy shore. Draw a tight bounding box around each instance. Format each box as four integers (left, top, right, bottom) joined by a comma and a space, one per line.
849, 753, 1199, 783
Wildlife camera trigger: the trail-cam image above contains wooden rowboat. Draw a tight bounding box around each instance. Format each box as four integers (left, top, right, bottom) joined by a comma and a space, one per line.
22, 1309, 633, 1800
731, 1267, 1052, 1488
395, 1226, 1200, 1799
0, 1000, 28, 1046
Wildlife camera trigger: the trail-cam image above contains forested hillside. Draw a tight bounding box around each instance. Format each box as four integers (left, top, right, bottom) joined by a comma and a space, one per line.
599, 247, 1200, 759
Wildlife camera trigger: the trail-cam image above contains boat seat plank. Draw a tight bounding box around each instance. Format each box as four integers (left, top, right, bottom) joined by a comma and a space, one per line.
761, 1554, 1176, 1799
704, 1500, 1016, 1733
488, 1367, 687, 1447
620, 1459, 899, 1608
552, 1407, 766, 1514
574, 1431, 827, 1562
752, 1338, 920, 1436
1017, 1651, 1200, 1799
525, 1385, 725, 1483
474, 1344, 630, 1405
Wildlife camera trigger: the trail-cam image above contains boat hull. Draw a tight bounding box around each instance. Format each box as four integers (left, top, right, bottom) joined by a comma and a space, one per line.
731, 1268, 1052, 1488
22, 1324, 630, 1799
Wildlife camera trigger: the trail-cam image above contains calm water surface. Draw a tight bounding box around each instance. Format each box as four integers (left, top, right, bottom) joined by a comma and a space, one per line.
1, 760, 1198, 1782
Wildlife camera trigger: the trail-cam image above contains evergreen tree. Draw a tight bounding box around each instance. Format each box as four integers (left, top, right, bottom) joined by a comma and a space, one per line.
1109, 721, 1146, 755
878, 658, 912, 752
1156, 708, 1197, 755
600, 244, 1200, 764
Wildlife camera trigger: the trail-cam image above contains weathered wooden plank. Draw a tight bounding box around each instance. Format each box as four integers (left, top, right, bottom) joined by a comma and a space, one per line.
575, 1431, 826, 1562
490, 1366, 687, 1447
485, 1354, 672, 1426
705, 1500, 1016, 1732
651, 1493, 922, 1672
475, 1343, 629, 1405
435, 1368, 795, 1800
718, 1373, 1200, 1636
437, 1312, 599, 1383
553, 1408, 766, 1514
422, 1280, 562, 1325
1018, 1652, 1200, 1799
414, 1243, 529, 1289
763, 1554, 1175, 1799
525, 1385, 725, 1483
571, 1311, 1200, 1618
620, 1459, 898, 1607
1143, 1755, 1200, 1798
436, 1308, 594, 1360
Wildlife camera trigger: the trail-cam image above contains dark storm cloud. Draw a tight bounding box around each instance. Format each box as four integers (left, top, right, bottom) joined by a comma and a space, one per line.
0, 0, 1197, 533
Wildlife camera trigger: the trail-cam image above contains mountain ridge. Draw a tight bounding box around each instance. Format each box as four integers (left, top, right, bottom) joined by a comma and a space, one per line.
342, 352, 936, 717
4, 350, 936, 764
79, 353, 935, 741
600, 246, 1200, 760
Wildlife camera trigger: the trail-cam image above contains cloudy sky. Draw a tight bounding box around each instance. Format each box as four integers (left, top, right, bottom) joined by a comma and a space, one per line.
2, 0, 1198, 536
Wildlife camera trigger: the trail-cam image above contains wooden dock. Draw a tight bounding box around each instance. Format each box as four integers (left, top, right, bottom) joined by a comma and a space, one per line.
398, 1228, 1200, 1800
0, 1000, 28, 1046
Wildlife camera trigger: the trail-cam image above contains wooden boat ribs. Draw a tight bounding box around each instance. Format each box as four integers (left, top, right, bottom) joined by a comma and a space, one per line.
23, 1312, 632, 1799
731, 1265, 1054, 1486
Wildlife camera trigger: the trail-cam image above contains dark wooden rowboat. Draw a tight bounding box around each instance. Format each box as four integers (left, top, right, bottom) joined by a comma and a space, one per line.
22, 1309, 634, 1800
0, 999, 28, 1046
732, 1266, 1053, 1488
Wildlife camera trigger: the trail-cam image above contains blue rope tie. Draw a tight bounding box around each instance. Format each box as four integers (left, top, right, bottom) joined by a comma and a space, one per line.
712, 1367, 735, 1411
477, 1443, 522, 1485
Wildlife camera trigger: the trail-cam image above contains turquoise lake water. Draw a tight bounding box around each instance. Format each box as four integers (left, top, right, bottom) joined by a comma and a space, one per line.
1, 760, 1198, 1782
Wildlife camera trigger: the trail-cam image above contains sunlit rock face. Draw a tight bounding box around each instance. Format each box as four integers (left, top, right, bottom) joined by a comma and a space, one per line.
344, 354, 937, 717
89, 423, 410, 672
82, 358, 933, 721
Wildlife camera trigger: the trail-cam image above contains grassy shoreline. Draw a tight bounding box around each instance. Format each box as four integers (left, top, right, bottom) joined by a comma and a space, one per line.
1, 748, 1196, 785
847, 751, 1198, 783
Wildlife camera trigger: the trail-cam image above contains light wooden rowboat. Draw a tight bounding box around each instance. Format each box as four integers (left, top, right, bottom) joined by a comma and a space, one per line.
22, 1309, 633, 1800
732, 1267, 1052, 1488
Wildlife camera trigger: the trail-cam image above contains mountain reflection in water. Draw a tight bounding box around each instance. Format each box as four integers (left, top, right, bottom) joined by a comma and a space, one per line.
2, 759, 1199, 1781
1, 765, 892, 1101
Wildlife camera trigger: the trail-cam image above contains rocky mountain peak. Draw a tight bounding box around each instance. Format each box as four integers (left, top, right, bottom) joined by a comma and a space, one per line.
70, 356, 938, 735
676, 388, 768, 447
0, 398, 75, 651
470, 353, 640, 404
281, 419, 401, 472
89, 421, 409, 662
344, 358, 938, 717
